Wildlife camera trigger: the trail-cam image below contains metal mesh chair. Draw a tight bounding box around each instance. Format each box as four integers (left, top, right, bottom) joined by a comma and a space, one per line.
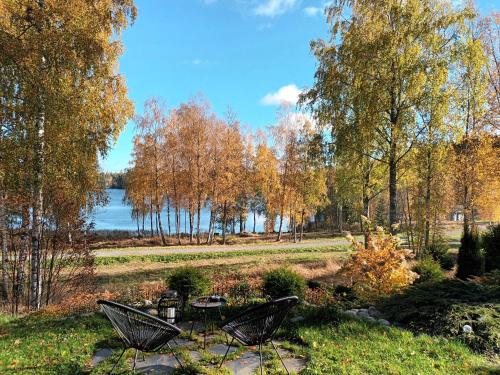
218, 296, 299, 374
98, 300, 183, 373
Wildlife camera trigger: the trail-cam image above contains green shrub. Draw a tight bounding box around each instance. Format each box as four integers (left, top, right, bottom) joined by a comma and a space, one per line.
166, 267, 210, 304
456, 228, 484, 279
439, 252, 455, 271
427, 241, 449, 261
426, 241, 454, 270
412, 257, 445, 284
262, 267, 306, 300
483, 224, 500, 272
229, 281, 253, 304
380, 279, 500, 354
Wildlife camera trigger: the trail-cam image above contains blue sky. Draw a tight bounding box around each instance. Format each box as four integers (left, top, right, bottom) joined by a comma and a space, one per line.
100, 0, 497, 172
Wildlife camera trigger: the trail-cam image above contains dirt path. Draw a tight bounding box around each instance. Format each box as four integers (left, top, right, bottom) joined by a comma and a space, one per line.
93, 237, 350, 257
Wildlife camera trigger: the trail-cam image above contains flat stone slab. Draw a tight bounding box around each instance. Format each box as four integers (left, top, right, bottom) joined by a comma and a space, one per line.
284, 357, 307, 373
224, 351, 261, 375
170, 338, 196, 348
277, 347, 293, 358
91, 348, 113, 366
189, 350, 203, 362
132, 354, 180, 374
208, 343, 237, 356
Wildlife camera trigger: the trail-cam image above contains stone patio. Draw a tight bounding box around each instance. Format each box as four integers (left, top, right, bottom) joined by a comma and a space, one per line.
92, 336, 307, 374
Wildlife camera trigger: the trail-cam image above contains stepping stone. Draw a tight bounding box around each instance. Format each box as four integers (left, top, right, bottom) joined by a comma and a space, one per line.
91, 348, 113, 366
189, 350, 203, 362
283, 357, 307, 373
277, 347, 293, 358
170, 338, 195, 348
224, 351, 261, 375
132, 354, 179, 374
208, 343, 237, 356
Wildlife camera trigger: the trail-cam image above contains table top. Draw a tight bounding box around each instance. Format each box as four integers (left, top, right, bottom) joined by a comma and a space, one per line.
190, 296, 226, 309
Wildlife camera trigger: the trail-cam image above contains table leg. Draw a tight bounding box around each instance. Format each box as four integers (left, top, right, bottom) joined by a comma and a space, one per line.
203, 309, 208, 349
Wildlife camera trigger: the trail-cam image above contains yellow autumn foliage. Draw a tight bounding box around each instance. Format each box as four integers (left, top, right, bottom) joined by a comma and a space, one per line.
339, 227, 418, 301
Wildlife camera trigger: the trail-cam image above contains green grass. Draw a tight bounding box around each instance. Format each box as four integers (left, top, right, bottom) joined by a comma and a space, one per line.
0, 309, 497, 374
296, 317, 498, 375
94, 245, 349, 266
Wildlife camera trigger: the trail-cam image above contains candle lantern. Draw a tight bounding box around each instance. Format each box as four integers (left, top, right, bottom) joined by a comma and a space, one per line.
158, 290, 181, 323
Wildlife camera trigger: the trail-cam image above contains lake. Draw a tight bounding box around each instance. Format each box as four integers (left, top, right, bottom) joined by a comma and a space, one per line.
91, 189, 269, 232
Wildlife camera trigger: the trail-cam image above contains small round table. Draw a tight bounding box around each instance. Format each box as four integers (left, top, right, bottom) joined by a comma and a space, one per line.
189, 296, 226, 349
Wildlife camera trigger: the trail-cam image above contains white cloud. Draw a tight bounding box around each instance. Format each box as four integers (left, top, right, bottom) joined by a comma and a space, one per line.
260, 84, 302, 106
254, 0, 298, 17
304, 6, 321, 16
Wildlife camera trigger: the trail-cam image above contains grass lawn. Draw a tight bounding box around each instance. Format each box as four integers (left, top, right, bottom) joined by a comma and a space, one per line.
0, 307, 497, 374
296, 317, 497, 375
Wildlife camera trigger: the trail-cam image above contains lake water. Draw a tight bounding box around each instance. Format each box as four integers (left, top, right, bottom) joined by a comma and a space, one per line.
91, 189, 269, 232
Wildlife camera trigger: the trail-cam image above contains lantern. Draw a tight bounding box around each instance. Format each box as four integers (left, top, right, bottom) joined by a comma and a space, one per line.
158, 290, 181, 323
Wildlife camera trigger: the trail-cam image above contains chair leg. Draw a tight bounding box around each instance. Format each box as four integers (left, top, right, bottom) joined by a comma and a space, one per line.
109, 347, 126, 375
218, 337, 235, 368
271, 340, 289, 374
258, 343, 263, 375
166, 342, 184, 369
189, 320, 195, 338
132, 349, 138, 371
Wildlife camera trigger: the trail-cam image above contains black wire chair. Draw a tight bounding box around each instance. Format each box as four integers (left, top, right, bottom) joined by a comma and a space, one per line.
218, 296, 299, 375
98, 300, 184, 373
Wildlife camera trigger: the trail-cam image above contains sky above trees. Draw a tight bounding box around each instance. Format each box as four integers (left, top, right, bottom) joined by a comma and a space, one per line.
101, 0, 496, 172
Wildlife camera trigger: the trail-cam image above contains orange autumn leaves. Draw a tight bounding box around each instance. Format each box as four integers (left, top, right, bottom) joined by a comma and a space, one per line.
340, 224, 418, 301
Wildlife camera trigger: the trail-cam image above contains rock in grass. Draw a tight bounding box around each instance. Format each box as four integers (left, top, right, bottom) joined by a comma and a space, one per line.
344, 310, 358, 318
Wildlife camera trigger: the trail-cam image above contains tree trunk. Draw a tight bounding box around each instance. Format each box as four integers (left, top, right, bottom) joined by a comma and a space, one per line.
293, 215, 297, 243
207, 207, 213, 244
253, 209, 256, 234
167, 197, 171, 238
15, 210, 30, 314
196, 199, 201, 245
156, 205, 166, 245
406, 190, 415, 253
149, 202, 153, 237
0, 192, 9, 300
30, 111, 44, 310
337, 204, 343, 233
388, 139, 398, 233
175, 206, 181, 245
300, 210, 305, 242
189, 203, 194, 244
184, 210, 187, 236
155, 210, 159, 236
277, 207, 284, 241
222, 201, 227, 245
424, 147, 432, 250
136, 214, 140, 237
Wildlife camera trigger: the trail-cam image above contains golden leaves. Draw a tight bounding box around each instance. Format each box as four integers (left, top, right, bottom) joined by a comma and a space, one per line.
339, 227, 417, 301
